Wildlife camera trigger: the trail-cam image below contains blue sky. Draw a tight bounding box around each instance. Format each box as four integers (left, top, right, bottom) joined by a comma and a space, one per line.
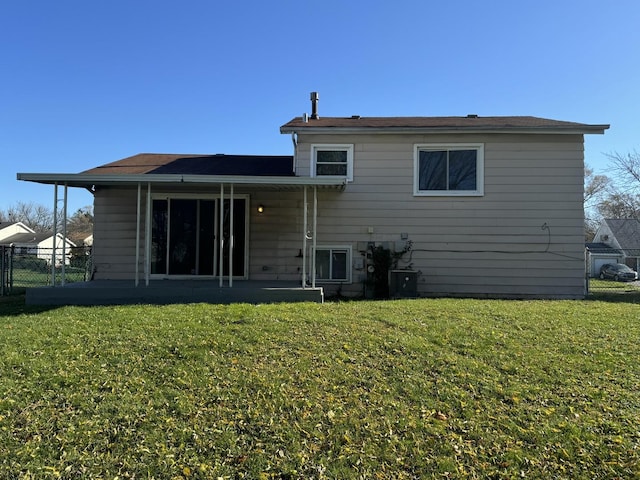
2, 0, 639, 214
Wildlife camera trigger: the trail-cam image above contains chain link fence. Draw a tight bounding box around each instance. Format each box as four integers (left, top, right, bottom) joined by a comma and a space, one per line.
1, 245, 92, 296
587, 275, 640, 295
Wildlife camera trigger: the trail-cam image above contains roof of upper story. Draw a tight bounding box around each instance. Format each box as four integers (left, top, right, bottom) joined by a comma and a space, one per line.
280, 115, 610, 134
81, 153, 295, 176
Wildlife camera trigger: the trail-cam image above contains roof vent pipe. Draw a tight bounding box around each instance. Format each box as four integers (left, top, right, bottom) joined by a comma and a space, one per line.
310, 91, 319, 119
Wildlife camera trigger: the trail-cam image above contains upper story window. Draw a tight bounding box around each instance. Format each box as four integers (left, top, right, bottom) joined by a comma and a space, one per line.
414, 144, 484, 196
311, 144, 354, 181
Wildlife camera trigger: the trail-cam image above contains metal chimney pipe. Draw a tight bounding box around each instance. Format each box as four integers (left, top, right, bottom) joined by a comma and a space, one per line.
310, 91, 319, 119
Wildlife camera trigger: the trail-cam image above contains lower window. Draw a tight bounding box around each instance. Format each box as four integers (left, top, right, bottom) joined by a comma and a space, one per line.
315, 246, 351, 283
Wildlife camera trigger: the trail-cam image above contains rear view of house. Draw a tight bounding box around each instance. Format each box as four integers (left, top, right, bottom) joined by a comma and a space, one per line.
17, 93, 608, 303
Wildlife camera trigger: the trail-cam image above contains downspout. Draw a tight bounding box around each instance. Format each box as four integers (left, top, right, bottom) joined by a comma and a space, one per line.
291, 132, 298, 174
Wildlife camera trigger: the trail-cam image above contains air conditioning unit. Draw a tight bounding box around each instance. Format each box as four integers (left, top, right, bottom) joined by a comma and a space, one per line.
389, 270, 418, 298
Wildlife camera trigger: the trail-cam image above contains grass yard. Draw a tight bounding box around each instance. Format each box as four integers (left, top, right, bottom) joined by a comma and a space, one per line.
0, 297, 639, 479
10, 267, 87, 289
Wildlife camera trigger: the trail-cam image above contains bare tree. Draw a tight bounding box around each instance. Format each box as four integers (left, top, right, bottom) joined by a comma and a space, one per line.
66, 206, 94, 244
584, 165, 610, 240
606, 150, 640, 194
584, 165, 610, 206
597, 191, 640, 219
2, 201, 54, 232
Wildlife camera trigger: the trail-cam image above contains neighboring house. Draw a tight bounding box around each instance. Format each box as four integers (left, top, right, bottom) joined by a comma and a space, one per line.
589, 219, 640, 274
17, 94, 608, 300
0, 231, 76, 266
0, 221, 35, 241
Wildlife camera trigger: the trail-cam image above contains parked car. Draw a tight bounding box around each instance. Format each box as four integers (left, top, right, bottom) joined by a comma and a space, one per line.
599, 263, 638, 282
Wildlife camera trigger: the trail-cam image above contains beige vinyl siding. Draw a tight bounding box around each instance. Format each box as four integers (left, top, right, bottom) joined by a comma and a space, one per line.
297, 132, 586, 299
92, 185, 310, 283
92, 187, 145, 280
91, 131, 586, 299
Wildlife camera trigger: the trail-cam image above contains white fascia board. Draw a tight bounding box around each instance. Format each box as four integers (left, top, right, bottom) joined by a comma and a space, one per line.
17, 172, 347, 188
280, 126, 610, 135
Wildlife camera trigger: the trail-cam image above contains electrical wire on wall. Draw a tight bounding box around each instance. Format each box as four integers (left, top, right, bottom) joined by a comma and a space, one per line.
396, 222, 586, 266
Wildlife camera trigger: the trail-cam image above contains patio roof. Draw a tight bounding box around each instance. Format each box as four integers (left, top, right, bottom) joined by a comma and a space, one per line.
17, 153, 347, 190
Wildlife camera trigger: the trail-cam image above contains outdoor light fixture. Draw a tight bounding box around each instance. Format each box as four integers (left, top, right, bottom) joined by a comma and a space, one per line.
257, 204, 265, 214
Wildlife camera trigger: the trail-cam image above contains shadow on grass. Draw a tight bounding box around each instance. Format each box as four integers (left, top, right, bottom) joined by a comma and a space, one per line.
0, 294, 63, 316
587, 291, 640, 303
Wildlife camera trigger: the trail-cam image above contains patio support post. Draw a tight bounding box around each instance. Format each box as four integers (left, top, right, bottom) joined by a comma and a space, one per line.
219, 184, 224, 287
135, 183, 141, 287
145, 183, 151, 286
52, 183, 58, 286
229, 184, 234, 288
302, 186, 307, 288
312, 186, 317, 289
61, 184, 68, 286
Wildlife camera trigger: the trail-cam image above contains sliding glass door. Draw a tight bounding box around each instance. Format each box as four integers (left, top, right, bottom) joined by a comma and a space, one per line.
151, 197, 246, 277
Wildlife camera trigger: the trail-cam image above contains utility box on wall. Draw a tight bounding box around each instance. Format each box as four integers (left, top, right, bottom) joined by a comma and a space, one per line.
389, 270, 418, 298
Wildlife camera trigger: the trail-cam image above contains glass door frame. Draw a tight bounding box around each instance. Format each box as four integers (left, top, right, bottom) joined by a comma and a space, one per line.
148, 193, 250, 279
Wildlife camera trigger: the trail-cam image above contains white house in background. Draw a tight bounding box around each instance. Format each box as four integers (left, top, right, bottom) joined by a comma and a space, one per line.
0, 230, 76, 266
0, 221, 35, 241
588, 219, 640, 275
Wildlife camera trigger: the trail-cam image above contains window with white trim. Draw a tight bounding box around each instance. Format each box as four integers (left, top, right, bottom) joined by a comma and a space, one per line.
311, 144, 354, 181
315, 246, 352, 283
414, 144, 484, 196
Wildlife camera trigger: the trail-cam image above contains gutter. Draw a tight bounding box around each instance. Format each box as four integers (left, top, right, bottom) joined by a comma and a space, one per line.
279, 125, 610, 135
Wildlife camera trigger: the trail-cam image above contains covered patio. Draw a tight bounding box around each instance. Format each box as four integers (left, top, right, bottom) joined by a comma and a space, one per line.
17, 154, 346, 305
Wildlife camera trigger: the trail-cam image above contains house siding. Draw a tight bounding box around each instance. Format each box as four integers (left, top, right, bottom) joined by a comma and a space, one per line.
297, 133, 586, 299
92, 132, 586, 299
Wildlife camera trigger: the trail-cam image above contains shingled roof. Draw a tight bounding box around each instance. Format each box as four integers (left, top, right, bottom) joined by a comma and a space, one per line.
280, 115, 609, 134
604, 219, 640, 255
82, 154, 294, 176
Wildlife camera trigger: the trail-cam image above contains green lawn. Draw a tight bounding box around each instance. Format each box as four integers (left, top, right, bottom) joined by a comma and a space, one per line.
10, 266, 87, 288
589, 277, 640, 293
0, 297, 639, 478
